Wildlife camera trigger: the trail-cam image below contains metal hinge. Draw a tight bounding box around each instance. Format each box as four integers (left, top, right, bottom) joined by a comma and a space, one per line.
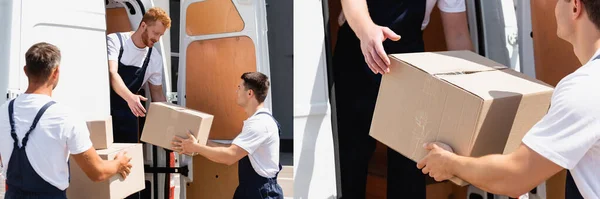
167, 92, 178, 103
6, 89, 23, 100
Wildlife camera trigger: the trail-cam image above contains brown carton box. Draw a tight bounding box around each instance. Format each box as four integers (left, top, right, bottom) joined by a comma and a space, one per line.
86, 116, 113, 150
141, 102, 214, 150
369, 51, 554, 186
67, 143, 145, 199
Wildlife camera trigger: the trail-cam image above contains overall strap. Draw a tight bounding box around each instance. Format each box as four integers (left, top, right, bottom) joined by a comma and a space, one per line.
137, 47, 153, 75
255, 112, 280, 135
21, 101, 56, 148
116, 32, 125, 61
8, 99, 18, 146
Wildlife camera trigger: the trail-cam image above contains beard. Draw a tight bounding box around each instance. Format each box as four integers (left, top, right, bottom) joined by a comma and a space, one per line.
141, 29, 157, 47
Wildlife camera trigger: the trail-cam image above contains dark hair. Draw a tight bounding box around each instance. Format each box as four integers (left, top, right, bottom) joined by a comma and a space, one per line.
241, 72, 270, 103
25, 42, 61, 83
567, 0, 600, 29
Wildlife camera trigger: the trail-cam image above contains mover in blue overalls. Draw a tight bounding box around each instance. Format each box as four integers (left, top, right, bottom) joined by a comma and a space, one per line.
416, 1, 600, 198
106, 7, 170, 199
107, 7, 171, 145
333, 0, 473, 198
172, 72, 284, 199
0, 42, 132, 199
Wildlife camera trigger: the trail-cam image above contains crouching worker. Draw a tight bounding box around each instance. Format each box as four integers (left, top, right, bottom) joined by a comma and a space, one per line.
0, 42, 133, 199
172, 72, 284, 199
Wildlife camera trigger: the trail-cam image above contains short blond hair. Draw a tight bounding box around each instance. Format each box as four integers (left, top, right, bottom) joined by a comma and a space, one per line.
141, 7, 171, 29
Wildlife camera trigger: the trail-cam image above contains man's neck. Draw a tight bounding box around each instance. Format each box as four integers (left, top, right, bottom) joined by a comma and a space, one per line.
573, 24, 600, 64
245, 102, 264, 118
130, 31, 146, 49
24, 83, 53, 97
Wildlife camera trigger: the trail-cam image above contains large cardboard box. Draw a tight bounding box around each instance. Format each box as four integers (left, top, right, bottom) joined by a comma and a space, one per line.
86, 116, 113, 150
141, 102, 214, 150
67, 143, 145, 199
369, 51, 554, 185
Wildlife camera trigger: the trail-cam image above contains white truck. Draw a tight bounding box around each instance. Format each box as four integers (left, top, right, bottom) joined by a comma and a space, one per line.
0, 0, 278, 198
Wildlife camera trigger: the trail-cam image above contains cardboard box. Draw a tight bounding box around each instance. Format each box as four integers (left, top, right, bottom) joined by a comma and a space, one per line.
86, 116, 113, 150
67, 143, 145, 199
141, 102, 214, 150
369, 51, 554, 185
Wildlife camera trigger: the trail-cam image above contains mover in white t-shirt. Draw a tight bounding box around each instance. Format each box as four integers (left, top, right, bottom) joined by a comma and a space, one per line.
107, 7, 170, 146
417, 1, 600, 198
0, 42, 132, 198
172, 72, 283, 199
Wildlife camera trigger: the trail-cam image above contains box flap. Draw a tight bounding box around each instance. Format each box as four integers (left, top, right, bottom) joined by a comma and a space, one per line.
389, 51, 507, 75
437, 69, 554, 100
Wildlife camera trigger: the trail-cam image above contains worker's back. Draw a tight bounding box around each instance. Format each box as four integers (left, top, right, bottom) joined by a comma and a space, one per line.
0, 94, 93, 192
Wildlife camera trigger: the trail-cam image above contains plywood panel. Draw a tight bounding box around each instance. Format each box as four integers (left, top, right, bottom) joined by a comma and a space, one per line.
186, 0, 244, 36
328, 0, 342, 50
187, 155, 239, 199
185, 36, 256, 139
531, 0, 580, 87
423, 7, 448, 52
106, 8, 132, 35
366, 174, 386, 199
547, 170, 567, 199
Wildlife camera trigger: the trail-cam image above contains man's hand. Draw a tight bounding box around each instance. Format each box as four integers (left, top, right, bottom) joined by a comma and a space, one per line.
127, 94, 147, 117
417, 142, 456, 182
114, 151, 132, 179
357, 23, 401, 75
172, 131, 199, 156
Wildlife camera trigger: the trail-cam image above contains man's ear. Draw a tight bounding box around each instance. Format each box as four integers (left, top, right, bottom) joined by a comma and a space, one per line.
573, 0, 583, 18
52, 66, 60, 79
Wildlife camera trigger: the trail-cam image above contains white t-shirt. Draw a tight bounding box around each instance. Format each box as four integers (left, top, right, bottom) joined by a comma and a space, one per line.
232, 108, 280, 178
522, 49, 600, 199
422, 0, 467, 30
0, 94, 93, 190
106, 32, 163, 86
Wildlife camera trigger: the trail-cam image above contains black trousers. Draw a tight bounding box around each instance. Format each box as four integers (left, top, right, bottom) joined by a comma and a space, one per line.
332, 23, 426, 199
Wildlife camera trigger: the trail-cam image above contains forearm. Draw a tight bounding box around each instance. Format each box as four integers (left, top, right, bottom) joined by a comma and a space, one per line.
445, 32, 473, 51
341, 0, 374, 38
207, 141, 231, 148
450, 155, 531, 197
193, 144, 236, 165
109, 71, 134, 100
95, 160, 121, 181
150, 90, 166, 102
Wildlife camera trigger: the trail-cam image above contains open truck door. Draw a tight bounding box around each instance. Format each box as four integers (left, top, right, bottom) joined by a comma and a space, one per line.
175, 0, 271, 198
105, 0, 175, 198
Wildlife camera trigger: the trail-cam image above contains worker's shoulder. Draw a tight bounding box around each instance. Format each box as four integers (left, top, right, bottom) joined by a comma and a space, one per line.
553, 72, 600, 115
246, 112, 278, 131
106, 32, 133, 42
150, 45, 163, 58
40, 101, 82, 121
